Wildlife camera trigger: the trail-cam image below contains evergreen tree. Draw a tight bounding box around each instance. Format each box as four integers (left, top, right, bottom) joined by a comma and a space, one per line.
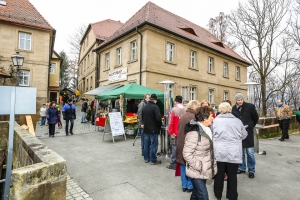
59, 51, 72, 89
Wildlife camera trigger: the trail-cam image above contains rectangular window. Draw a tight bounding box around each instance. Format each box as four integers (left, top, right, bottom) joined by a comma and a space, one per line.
19, 32, 31, 50
105, 53, 110, 69
18, 70, 30, 86
208, 89, 214, 104
87, 55, 90, 68
223, 62, 228, 77
208, 57, 214, 73
131, 41, 137, 60
181, 86, 188, 101
50, 63, 56, 74
236, 66, 240, 80
190, 51, 196, 68
224, 91, 229, 100
190, 87, 196, 100
166, 42, 174, 62
117, 47, 122, 65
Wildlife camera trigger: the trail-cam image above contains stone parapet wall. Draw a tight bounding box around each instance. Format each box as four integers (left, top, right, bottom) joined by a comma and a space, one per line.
257, 115, 299, 138
0, 122, 67, 200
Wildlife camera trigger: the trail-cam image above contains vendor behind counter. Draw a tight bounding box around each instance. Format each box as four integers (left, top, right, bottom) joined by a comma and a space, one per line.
126, 99, 138, 113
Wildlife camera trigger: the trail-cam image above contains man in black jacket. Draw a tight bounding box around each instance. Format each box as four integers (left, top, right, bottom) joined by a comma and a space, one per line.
232, 93, 259, 179
81, 99, 88, 123
142, 94, 162, 165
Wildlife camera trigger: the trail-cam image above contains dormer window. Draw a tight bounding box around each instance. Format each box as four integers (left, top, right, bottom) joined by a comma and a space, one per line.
179, 28, 198, 36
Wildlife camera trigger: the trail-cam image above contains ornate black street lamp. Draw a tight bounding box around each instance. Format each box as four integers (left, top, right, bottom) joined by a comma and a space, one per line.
11, 52, 24, 86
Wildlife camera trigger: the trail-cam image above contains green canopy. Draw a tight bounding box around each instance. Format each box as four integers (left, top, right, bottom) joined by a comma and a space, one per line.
97, 83, 164, 99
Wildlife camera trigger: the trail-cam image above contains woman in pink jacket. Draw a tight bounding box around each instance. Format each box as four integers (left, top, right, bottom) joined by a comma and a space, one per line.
183, 106, 217, 200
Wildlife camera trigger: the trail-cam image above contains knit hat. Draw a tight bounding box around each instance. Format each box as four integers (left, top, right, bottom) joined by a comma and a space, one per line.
175, 95, 183, 103
235, 93, 244, 100
150, 94, 158, 100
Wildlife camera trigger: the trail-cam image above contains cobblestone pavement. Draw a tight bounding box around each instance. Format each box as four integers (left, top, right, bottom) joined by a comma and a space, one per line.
66, 175, 93, 200
36, 102, 96, 200
35, 102, 99, 138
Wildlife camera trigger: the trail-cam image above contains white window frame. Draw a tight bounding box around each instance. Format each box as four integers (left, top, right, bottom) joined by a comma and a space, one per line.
131, 41, 137, 60
236, 66, 240, 80
224, 91, 229, 100
105, 53, 110, 70
166, 42, 174, 62
117, 47, 122, 65
190, 87, 196, 100
50, 63, 56, 74
18, 70, 30, 86
190, 50, 196, 68
18, 32, 31, 50
223, 62, 228, 77
208, 57, 214, 73
208, 89, 214, 104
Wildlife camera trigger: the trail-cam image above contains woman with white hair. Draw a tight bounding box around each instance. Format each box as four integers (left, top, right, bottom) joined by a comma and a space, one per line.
212, 102, 248, 200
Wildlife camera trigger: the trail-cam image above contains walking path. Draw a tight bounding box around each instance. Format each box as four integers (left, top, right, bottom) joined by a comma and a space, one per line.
36, 102, 96, 200
36, 102, 300, 200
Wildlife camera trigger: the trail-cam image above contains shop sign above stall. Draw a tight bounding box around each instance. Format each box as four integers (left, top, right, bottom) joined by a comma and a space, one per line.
108, 67, 127, 84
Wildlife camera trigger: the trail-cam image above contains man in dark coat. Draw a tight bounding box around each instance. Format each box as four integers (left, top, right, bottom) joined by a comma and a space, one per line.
90, 97, 96, 125
81, 99, 88, 123
142, 94, 162, 165
62, 99, 76, 136
232, 93, 259, 179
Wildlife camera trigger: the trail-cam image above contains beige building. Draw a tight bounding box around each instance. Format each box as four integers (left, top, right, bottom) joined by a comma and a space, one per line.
92, 2, 251, 105
49, 51, 62, 102
78, 19, 123, 100
0, 0, 58, 122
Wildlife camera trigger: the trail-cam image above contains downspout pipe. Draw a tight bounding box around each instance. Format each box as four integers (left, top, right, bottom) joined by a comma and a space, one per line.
48, 29, 56, 102
136, 27, 142, 85
95, 51, 100, 87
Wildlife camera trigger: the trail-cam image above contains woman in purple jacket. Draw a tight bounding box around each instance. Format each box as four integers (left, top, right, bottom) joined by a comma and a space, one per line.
46, 101, 59, 138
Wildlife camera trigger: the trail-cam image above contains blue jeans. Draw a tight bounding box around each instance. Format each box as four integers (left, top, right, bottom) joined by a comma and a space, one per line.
81, 112, 86, 122
190, 178, 208, 200
143, 133, 158, 163
138, 128, 144, 154
180, 165, 193, 190
65, 119, 74, 134
239, 147, 256, 173
41, 116, 46, 125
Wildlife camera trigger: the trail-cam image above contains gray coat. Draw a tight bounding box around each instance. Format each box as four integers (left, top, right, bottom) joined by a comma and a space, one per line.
212, 113, 248, 164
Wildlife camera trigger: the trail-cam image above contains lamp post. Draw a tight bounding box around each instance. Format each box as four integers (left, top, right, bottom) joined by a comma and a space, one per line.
11, 52, 24, 86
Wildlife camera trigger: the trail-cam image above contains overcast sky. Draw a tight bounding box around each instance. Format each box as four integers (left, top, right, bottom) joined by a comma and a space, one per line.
29, 0, 242, 58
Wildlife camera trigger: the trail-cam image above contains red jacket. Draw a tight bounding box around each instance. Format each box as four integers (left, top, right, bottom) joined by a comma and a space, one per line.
168, 104, 186, 136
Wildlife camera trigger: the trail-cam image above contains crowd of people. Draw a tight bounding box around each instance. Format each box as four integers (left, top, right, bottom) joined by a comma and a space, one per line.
138, 92, 263, 200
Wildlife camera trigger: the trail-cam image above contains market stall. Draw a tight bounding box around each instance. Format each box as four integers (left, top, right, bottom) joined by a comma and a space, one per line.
96, 83, 164, 139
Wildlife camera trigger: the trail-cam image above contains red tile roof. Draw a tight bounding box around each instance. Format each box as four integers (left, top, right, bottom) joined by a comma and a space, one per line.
0, 0, 53, 31
91, 19, 123, 41
96, 1, 250, 65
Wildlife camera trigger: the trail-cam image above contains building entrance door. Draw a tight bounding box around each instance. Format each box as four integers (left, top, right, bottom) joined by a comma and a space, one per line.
50, 92, 57, 103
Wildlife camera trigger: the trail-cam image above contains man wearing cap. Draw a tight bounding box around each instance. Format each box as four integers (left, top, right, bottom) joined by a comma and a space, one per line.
142, 94, 162, 165
232, 93, 259, 179
166, 95, 186, 170
275, 99, 292, 141
62, 99, 76, 136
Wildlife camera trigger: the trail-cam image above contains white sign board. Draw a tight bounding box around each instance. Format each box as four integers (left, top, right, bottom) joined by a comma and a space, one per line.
0, 86, 36, 114
108, 112, 125, 136
108, 67, 127, 84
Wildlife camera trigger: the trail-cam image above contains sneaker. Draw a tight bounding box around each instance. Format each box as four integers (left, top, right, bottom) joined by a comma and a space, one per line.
186, 189, 193, 193
144, 160, 150, 163
70, 132, 74, 135
166, 165, 175, 170
237, 169, 246, 174
150, 160, 161, 165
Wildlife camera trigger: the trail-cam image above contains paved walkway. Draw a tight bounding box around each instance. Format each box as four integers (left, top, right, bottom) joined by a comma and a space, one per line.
36, 102, 96, 200
37, 104, 300, 200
